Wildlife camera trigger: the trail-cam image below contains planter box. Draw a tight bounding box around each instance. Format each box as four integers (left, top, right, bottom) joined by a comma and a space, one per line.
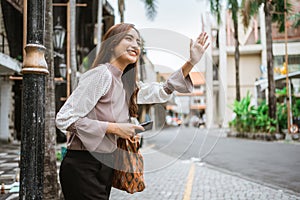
227, 129, 283, 141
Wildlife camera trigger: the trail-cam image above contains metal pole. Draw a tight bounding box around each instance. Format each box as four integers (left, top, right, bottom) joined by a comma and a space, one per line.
23, 0, 27, 60
67, 1, 71, 97
284, 0, 291, 134
19, 0, 49, 198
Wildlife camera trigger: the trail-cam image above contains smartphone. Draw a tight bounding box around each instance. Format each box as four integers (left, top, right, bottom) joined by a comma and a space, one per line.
136, 121, 153, 134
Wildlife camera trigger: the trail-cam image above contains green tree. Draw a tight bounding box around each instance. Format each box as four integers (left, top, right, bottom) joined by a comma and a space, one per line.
118, 0, 158, 22
290, 12, 300, 28
210, 0, 241, 101
241, 0, 292, 120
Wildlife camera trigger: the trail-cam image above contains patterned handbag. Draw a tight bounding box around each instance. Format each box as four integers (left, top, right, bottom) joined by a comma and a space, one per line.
112, 137, 146, 194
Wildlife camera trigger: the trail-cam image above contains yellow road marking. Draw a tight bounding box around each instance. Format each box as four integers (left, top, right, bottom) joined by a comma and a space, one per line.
183, 163, 195, 200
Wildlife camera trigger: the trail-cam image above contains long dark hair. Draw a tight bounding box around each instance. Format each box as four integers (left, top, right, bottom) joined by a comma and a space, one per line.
92, 23, 140, 118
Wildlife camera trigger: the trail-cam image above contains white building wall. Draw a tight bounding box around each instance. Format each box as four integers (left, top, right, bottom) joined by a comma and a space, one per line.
218, 5, 228, 127
0, 77, 13, 142
226, 54, 262, 121
174, 95, 190, 115
140, 56, 157, 83
273, 42, 300, 56
204, 13, 214, 128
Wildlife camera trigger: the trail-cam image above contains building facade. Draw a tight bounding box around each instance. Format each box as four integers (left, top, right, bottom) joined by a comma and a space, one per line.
0, 0, 115, 142
0, 1, 22, 142
206, 1, 300, 127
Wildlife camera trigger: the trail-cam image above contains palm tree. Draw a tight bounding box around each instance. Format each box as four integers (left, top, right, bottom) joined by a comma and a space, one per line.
211, 0, 241, 101
43, 0, 59, 198
118, 0, 158, 22
290, 12, 300, 28
241, 0, 292, 120
118, 0, 125, 22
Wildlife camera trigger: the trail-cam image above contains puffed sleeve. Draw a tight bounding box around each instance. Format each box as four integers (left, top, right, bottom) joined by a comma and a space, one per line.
137, 68, 193, 104
55, 65, 112, 134
73, 117, 109, 152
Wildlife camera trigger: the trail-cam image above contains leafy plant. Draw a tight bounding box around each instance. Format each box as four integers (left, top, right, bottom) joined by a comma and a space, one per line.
290, 13, 300, 28
276, 87, 287, 96
275, 87, 300, 131
277, 103, 287, 130
56, 151, 62, 161
292, 98, 300, 118
230, 92, 277, 133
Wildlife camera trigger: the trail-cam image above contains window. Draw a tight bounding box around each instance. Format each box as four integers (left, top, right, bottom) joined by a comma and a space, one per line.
274, 55, 300, 73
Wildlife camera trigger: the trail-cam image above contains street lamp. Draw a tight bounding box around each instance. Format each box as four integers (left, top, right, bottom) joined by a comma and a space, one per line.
53, 17, 66, 51
53, 16, 66, 78
59, 63, 67, 79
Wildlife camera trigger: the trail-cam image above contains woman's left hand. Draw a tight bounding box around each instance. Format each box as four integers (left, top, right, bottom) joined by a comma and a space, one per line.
189, 32, 210, 66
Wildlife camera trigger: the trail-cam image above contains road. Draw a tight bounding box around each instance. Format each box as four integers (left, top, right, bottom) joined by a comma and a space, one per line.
143, 126, 300, 194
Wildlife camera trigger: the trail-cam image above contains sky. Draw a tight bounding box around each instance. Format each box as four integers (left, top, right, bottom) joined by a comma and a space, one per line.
107, 0, 211, 72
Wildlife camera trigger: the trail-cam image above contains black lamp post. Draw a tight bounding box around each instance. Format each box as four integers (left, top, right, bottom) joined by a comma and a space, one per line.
20, 0, 48, 198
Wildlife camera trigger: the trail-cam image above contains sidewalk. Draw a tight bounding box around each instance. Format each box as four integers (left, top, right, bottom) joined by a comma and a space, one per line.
110, 143, 300, 200
0, 142, 20, 200
0, 142, 20, 184
1, 141, 300, 200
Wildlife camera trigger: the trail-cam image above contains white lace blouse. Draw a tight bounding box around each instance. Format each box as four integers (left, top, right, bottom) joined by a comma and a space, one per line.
55, 63, 193, 153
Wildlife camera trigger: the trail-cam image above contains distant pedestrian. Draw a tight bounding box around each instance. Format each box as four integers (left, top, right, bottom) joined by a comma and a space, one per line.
56, 22, 209, 200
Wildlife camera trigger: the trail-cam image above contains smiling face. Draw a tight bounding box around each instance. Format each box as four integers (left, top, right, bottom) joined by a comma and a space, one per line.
110, 28, 141, 70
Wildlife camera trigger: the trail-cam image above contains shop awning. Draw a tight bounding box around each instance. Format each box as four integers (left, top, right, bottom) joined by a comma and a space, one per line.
255, 71, 300, 91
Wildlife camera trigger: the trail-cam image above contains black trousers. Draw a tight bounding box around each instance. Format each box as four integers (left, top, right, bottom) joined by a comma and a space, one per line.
59, 150, 114, 200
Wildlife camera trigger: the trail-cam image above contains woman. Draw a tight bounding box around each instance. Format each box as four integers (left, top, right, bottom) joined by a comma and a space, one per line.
56, 23, 209, 200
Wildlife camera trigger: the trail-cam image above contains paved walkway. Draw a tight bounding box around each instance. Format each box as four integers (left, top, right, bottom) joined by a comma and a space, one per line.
0, 141, 300, 199
0, 142, 20, 200
0, 142, 20, 185
110, 144, 300, 200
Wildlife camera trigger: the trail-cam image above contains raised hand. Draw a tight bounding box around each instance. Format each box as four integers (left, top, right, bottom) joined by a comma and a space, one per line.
189, 32, 210, 66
